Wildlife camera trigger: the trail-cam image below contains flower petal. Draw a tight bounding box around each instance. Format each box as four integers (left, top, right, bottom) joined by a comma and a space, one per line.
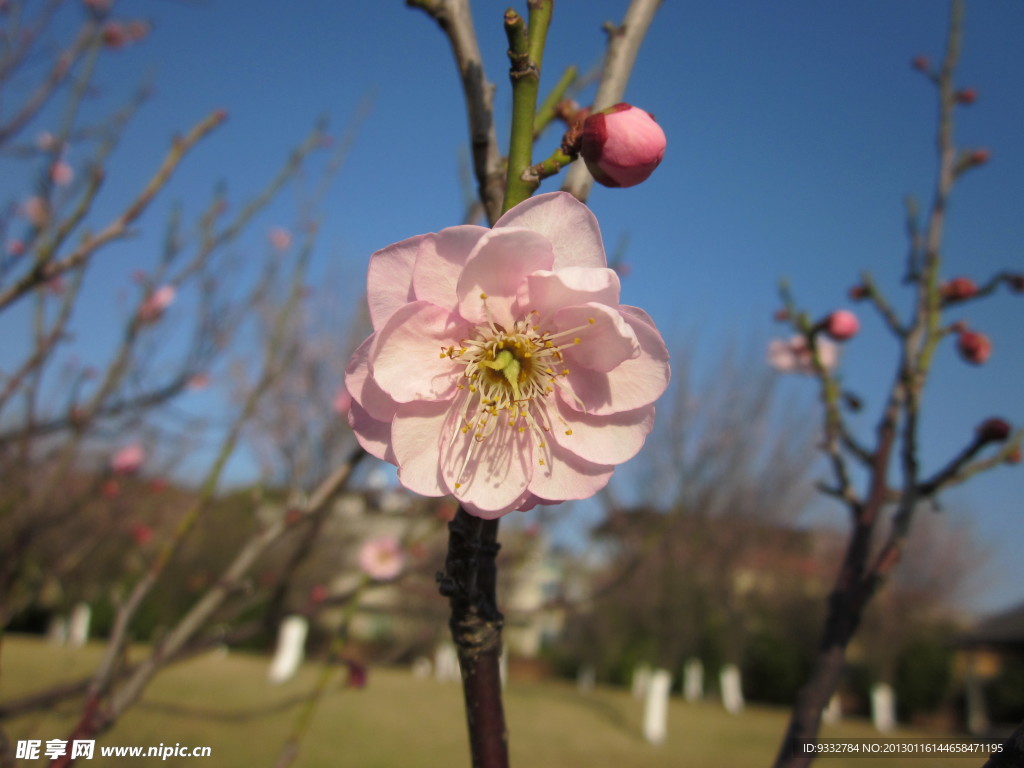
391, 401, 450, 497
550, 400, 654, 465
457, 228, 554, 328
412, 225, 489, 308
555, 303, 639, 373
527, 438, 613, 502
367, 234, 426, 331
519, 267, 621, 318
560, 305, 670, 415
371, 301, 466, 403
440, 397, 533, 517
494, 191, 606, 270
345, 335, 399, 423
348, 399, 395, 463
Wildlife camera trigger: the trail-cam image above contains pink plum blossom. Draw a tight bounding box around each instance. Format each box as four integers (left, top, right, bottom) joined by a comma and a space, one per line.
269, 227, 292, 252
138, 285, 175, 323
358, 536, 405, 581
768, 335, 838, 375
580, 104, 666, 188
345, 192, 670, 518
21, 196, 48, 227
50, 161, 73, 187
110, 443, 145, 474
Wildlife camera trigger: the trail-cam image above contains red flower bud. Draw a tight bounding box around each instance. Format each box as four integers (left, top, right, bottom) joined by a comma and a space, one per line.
848, 284, 870, 301
1006, 447, 1022, 465
957, 330, 992, 365
911, 56, 930, 71
955, 88, 978, 105
966, 148, 990, 167
976, 418, 1011, 444
940, 276, 978, 303
1007, 274, 1024, 294
581, 104, 666, 188
822, 310, 859, 341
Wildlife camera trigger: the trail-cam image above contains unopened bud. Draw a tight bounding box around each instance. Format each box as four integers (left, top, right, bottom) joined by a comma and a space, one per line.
848, 284, 870, 301
1006, 447, 1022, 465
976, 418, 1011, 444
966, 148, 990, 167
773, 308, 790, 322
580, 103, 666, 188
957, 329, 992, 365
955, 88, 978, 105
822, 310, 859, 342
940, 276, 978, 303
1007, 274, 1024, 294
911, 55, 930, 72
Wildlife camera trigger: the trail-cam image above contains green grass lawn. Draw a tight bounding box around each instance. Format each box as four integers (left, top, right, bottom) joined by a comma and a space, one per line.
0, 635, 992, 767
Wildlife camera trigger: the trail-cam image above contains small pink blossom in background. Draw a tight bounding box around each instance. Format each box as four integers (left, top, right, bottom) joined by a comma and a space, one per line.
957, 329, 991, 365
6, 239, 25, 257
269, 227, 292, 252
309, 584, 329, 604
83, 0, 112, 11
138, 285, 175, 323
768, 335, 838, 375
36, 131, 57, 151
345, 659, 368, 689
822, 310, 859, 341
345, 192, 670, 518
332, 386, 352, 416
110, 443, 145, 474
580, 104, 666, 188
46, 276, 65, 295
358, 536, 405, 581
101, 480, 120, 499
130, 523, 154, 546
21, 196, 48, 227
187, 372, 210, 391
102, 20, 149, 49
50, 161, 73, 186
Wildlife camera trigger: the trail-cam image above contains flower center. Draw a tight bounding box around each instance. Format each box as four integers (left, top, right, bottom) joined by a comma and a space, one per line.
440, 296, 592, 487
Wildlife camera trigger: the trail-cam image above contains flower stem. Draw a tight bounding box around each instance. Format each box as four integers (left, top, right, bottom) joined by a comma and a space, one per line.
438, 507, 507, 768
502, 1, 553, 213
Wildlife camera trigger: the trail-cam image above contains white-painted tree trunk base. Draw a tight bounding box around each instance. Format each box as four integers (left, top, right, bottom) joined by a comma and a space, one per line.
643, 668, 672, 745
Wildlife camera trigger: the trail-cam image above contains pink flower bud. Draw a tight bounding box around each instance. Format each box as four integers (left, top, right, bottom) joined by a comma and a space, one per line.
957, 330, 991, 365
131, 523, 154, 546
138, 285, 175, 323
269, 227, 292, 252
110, 443, 145, 474
50, 161, 73, 186
580, 104, 666, 188
976, 418, 1011, 444
940, 276, 978, 303
822, 310, 859, 341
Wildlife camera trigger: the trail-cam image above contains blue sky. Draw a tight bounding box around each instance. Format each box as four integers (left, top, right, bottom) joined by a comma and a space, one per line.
4, 1, 1023, 612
